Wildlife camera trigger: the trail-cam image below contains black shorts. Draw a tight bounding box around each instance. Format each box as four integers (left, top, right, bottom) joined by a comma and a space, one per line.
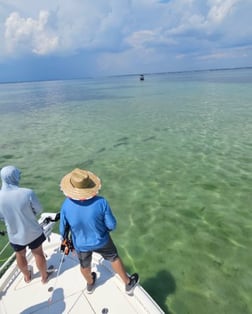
77, 236, 119, 268
10, 233, 46, 252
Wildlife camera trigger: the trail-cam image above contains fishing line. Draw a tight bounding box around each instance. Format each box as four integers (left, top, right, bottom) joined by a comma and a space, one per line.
0, 241, 9, 256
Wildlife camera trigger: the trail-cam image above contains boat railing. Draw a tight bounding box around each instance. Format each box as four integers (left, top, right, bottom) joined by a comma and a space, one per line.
0, 251, 15, 277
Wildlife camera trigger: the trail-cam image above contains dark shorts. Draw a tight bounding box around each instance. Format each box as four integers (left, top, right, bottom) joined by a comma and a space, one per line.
77, 236, 119, 268
10, 233, 46, 252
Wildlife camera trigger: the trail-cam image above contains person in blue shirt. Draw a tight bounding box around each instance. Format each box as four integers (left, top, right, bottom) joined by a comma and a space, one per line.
0, 165, 52, 284
59, 168, 139, 294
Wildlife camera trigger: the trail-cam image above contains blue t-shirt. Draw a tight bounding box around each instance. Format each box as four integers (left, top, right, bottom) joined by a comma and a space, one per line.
59, 196, 117, 252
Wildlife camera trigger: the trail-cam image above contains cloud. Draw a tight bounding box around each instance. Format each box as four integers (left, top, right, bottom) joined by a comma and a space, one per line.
207, 0, 240, 24
4, 10, 58, 56
199, 45, 252, 61
1, 1, 135, 58
125, 29, 176, 50
2, 0, 252, 58
0, 0, 252, 80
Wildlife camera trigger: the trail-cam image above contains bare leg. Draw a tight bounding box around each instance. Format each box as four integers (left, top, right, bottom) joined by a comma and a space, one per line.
15, 248, 31, 282
31, 245, 48, 283
80, 266, 94, 285
111, 257, 130, 284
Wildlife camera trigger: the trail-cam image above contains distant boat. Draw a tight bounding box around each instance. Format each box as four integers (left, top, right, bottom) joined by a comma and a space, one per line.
139, 74, 144, 81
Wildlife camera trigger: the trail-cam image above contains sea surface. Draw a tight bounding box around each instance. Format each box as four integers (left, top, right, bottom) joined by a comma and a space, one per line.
0, 68, 252, 314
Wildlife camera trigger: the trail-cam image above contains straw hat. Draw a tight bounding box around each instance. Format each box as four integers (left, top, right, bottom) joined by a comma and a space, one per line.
60, 168, 101, 200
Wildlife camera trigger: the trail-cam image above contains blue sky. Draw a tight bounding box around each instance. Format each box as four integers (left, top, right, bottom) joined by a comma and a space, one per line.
0, 0, 252, 82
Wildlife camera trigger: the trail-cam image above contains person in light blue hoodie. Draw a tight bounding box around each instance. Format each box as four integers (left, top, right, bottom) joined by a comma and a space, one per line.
0, 165, 51, 284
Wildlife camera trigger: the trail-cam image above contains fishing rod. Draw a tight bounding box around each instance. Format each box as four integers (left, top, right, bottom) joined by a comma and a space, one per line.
48, 249, 66, 303
39, 212, 60, 239
0, 229, 9, 260
40, 212, 60, 225
0, 212, 60, 257
0, 213, 60, 239
48, 221, 74, 304
0, 241, 10, 263
60, 222, 74, 255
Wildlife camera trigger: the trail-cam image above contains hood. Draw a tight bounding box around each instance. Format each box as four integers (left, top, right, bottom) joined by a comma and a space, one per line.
0, 165, 21, 189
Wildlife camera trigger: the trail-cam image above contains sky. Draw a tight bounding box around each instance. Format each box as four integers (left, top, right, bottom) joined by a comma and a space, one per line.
0, 0, 252, 82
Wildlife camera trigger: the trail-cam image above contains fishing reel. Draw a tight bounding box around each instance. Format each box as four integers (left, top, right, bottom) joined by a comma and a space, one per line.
60, 238, 74, 255
39, 212, 60, 240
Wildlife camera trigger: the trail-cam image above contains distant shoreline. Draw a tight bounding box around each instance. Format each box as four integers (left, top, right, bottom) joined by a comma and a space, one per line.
0, 66, 252, 85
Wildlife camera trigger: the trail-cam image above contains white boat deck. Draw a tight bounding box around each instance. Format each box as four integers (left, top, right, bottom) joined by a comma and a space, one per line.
0, 233, 164, 314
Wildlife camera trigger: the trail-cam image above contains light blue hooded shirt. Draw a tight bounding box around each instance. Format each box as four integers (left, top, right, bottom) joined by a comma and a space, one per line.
0, 166, 43, 245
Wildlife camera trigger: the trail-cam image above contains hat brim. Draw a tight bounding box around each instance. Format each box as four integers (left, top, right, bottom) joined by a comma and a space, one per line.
60, 170, 101, 200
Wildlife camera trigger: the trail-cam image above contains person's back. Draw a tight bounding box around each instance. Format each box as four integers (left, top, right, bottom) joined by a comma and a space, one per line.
0, 186, 43, 245
60, 196, 116, 251
0, 165, 53, 284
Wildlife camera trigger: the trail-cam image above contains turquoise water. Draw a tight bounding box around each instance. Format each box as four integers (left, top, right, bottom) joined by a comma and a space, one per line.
0, 69, 252, 313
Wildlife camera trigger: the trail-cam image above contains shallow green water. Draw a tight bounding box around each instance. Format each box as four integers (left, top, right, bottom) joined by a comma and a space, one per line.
0, 69, 252, 313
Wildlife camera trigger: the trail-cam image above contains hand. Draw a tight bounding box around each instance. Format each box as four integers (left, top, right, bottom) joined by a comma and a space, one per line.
60, 239, 74, 255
